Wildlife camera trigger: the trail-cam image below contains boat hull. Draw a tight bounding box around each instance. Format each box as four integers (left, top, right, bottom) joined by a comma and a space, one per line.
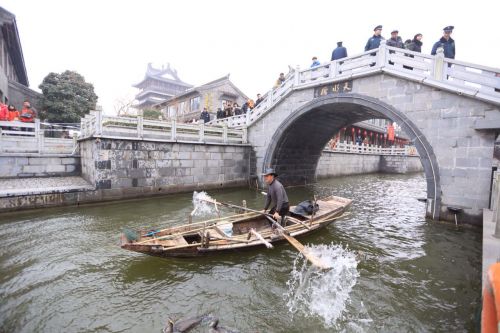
120, 196, 351, 258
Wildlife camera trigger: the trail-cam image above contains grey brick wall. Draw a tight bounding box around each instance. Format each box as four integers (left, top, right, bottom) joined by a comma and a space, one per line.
316, 151, 423, 178
0, 155, 80, 178
80, 138, 251, 197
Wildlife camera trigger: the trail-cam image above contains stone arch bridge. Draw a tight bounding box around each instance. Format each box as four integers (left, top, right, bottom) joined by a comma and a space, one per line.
212, 42, 500, 224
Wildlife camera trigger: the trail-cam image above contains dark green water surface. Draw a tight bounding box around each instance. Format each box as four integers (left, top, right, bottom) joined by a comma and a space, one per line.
0, 173, 481, 332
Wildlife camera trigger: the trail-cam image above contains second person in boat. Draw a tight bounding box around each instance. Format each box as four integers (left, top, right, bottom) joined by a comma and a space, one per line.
262, 168, 289, 227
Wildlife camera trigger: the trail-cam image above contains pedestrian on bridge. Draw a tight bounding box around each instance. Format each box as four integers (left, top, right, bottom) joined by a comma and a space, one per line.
364, 25, 384, 51
200, 108, 210, 123
255, 93, 263, 107
310, 57, 321, 68
331, 41, 348, 60
386, 30, 405, 49
275, 73, 286, 88
431, 26, 455, 59
407, 33, 423, 53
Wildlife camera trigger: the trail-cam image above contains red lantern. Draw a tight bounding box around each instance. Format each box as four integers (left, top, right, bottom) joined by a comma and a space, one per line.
351, 128, 355, 133
358, 129, 361, 134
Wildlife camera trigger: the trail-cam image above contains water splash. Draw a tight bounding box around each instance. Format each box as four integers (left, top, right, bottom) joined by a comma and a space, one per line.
285, 243, 359, 328
192, 191, 218, 217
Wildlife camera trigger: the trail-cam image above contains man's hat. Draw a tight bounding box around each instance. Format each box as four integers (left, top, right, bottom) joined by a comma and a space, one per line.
391, 29, 398, 34
374, 25, 382, 31
262, 168, 277, 177
443, 26, 454, 32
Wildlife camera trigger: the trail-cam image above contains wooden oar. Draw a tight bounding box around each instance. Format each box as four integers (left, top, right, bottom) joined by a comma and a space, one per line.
200, 198, 330, 270
250, 228, 273, 249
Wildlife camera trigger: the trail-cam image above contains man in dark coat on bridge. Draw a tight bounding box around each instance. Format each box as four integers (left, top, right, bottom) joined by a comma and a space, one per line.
200, 108, 210, 123
386, 30, 405, 49
331, 41, 348, 60
407, 33, 423, 53
431, 26, 455, 59
365, 25, 384, 51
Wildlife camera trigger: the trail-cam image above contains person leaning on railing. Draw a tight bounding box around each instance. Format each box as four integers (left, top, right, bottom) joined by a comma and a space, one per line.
20, 100, 36, 132
0, 103, 8, 121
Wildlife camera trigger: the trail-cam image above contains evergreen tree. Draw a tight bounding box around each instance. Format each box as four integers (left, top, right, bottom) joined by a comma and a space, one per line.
39, 70, 98, 123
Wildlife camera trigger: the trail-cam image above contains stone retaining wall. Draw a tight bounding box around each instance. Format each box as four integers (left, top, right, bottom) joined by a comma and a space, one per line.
0, 155, 80, 178
79, 137, 252, 200
316, 151, 423, 178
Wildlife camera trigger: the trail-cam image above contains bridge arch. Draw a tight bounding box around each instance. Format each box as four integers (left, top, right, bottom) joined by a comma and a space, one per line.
262, 93, 441, 219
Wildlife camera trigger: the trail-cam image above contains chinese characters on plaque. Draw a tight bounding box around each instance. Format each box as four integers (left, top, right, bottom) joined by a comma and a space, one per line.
313, 81, 353, 98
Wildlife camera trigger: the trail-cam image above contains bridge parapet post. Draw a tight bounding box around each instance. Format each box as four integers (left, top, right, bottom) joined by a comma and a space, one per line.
242, 127, 248, 144
171, 119, 177, 140
222, 123, 228, 143
330, 60, 338, 78
294, 65, 300, 87
95, 109, 102, 136
432, 47, 446, 81
377, 40, 387, 68
137, 110, 143, 139
37, 130, 44, 155
34, 118, 40, 138
199, 122, 205, 142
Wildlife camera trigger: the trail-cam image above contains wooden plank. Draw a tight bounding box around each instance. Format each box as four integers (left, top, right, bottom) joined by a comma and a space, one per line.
282, 234, 330, 270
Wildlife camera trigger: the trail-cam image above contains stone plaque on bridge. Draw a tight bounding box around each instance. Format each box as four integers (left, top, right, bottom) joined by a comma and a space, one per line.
314, 81, 352, 98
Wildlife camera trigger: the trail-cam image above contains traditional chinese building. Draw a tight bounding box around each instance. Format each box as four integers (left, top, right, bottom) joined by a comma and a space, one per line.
0, 6, 40, 109
133, 63, 193, 110
155, 74, 248, 123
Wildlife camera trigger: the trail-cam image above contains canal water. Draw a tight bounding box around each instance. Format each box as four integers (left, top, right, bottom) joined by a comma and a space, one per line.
0, 173, 481, 332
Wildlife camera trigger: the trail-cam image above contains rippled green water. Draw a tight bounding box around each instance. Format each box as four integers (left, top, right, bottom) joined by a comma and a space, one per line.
0, 173, 481, 332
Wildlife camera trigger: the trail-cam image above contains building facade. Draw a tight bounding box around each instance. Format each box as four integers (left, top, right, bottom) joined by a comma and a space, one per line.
155, 74, 248, 123
133, 63, 193, 110
0, 7, 40, 109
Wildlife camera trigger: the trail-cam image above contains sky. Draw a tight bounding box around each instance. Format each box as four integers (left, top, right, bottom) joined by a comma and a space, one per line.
4, 0, 500, 115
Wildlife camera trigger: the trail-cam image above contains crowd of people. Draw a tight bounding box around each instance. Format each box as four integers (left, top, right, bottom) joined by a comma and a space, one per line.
308, 25, 455, 68
0, 100, 37, 131
204, 25, 456, 124
202, 94, 264, 122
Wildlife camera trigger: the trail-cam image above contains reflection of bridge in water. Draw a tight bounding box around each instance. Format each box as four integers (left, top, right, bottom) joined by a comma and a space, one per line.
211, 40, 500, 224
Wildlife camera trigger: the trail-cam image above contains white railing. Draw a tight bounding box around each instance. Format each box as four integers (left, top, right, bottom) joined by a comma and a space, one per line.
324, 141, 419, 156
0, 119, 77, 155
80, 110, 248, 145
208, 40, 500, 128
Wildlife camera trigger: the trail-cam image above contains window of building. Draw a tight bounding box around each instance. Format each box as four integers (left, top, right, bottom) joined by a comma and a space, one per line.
167, 106, 176, 118
178, 101, 186, 114
190, 96, 200, 112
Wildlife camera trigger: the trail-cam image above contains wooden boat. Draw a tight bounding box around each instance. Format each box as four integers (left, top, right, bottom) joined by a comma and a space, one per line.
120, 195, 351, 258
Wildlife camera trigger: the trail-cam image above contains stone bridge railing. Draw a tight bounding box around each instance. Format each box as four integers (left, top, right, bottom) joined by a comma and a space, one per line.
80, 110, 248, 145
0, 120, 77, 155
324, 141, 418, 156
208, 40, 500, 128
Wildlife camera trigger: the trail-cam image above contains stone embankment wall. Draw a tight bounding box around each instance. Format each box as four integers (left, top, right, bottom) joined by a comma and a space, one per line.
0, 155, 80, 178
316, 151, 423, 178
79, 137, 252, 200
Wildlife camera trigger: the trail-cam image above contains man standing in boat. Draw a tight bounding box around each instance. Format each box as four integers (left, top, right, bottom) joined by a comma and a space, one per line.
262, 168, 290, 227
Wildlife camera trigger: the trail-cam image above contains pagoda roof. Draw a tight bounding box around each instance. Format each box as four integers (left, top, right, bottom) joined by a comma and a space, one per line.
0, 7, 29, 86
133, 63, 193, 89
155, 74, 248, 108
